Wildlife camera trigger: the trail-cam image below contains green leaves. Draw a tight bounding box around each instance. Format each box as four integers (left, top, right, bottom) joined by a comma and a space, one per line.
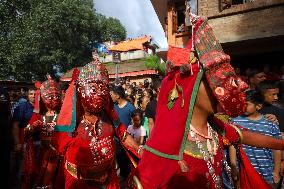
167, 79, 184, 110
144, 55, 166, 75
0, 0, 126, 81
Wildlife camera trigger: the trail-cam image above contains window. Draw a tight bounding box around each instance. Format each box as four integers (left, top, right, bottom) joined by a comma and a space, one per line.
171, 0, 198, 34
220, 0, 256, 11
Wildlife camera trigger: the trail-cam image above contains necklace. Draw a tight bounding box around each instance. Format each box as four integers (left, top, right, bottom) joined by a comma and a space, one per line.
43, 113, 57, 124
82, 116, 104, 164
42, 113, 57, 134
190, 123, 221, 189
189, 123, 218, 156
82, 116, 103, 137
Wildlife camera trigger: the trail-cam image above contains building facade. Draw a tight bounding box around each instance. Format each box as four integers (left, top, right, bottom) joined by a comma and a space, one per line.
151, 0, 284, 70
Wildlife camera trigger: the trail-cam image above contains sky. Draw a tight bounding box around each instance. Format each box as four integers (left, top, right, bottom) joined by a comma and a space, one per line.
94, 0, 168, 48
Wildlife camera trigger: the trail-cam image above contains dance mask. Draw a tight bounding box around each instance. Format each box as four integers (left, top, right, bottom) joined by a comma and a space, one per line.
167, 14, 248, 117
77, 52, 109, 114
40, 77, 61, 110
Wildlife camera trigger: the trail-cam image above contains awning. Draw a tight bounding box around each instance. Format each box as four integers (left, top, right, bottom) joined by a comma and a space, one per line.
60, 69, 158, 81
109, 70, 158, 78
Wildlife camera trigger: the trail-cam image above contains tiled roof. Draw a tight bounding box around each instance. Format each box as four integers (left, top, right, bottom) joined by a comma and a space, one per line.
108, 36, 151, 52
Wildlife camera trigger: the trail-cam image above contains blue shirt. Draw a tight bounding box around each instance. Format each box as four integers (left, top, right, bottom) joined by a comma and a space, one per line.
12, 101, 34, 129
114, 101, 135, 128
232, 115, 281, 183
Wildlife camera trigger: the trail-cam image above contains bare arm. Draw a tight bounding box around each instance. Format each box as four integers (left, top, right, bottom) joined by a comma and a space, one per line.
138, 136, 144, 145
148, 118, 154, 136
273, 149, 281, 183
242, 130, 284, 150
280, 133, 284, 176
229, 145, 237, 167
123, 134, 140, 152
229, 146, 239, 187
11, 121, 20, 151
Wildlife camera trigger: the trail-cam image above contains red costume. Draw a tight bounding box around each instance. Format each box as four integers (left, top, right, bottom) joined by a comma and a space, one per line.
52, 53, 139, 189
23, 78, 63, 189
129, 14, 278, 189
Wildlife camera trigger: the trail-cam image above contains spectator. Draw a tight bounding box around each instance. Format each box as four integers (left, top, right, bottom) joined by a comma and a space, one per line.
127, 109, 146, 145
10, 91, 20, 117
256, 80, 284, 132
18, 87, 28, 103
140, 95, 151, 141
110, 85, 135, 128
141, 89, 153, 111
126, 94, 135, 105
145, 79, 162, 136
125, 85, 135, 97
247, 68, 266, 90
11, 87, 37, 188
144, 79, 150, 89
110, 85, 135, 179
134, 88, 144, 109
231, 90, 282, 187
132, 82, 137, 88
263, 64, 280, 82
177, 23, 185, 33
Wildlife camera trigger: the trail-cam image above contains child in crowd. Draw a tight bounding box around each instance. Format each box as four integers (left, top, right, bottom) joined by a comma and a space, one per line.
256, 80, 284, 132
231, 90, 282, 188
127, 109, 146, 145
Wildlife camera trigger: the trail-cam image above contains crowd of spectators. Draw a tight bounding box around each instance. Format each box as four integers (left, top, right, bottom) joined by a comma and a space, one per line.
1, 63, 284, 188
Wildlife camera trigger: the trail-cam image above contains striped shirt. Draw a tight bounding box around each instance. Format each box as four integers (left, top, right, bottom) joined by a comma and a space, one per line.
232, 115, 281, 183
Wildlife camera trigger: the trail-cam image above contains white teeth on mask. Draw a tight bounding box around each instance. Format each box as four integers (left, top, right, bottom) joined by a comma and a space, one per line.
231, 79, 238, 87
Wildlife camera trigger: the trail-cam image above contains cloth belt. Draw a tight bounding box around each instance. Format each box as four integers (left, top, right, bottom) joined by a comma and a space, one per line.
65, 160, 111, 183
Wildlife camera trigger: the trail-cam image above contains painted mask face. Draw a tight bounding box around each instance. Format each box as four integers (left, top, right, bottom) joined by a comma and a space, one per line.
192, 18, 249, 117
78, 78, 109, 114
41, 80, 61, 110
205, 61, 248, 117
41, 90, 61, 110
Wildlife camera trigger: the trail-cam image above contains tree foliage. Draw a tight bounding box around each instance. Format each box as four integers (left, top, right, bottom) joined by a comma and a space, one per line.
0, 0, 126, 81
144, 55, 166, 76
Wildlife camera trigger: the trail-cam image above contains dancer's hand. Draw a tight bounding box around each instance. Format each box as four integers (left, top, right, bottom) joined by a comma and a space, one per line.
31, 120, 43, 130
231, 165, 239, 182
273, 171, 281, 184
265, 114, 279, 125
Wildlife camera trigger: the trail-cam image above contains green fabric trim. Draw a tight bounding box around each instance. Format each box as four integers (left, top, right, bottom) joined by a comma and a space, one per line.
144, 69, 204, 160
113, 118, 121, 128
54, 86, 77, 132
179, 69, 204, 158
144, 145, 180, 160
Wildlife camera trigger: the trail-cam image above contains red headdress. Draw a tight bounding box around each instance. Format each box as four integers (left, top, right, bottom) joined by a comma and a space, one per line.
144, 15, 248, 161
55, 53, 119, 132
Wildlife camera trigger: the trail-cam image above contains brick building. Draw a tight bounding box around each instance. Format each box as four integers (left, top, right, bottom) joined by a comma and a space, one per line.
151, 0, 284, 72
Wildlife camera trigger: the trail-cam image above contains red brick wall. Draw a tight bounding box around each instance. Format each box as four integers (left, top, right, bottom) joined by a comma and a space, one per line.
197, 0, 284, 43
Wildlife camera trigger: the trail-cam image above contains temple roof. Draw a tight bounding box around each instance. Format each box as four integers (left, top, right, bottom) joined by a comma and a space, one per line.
108, 36, 151, 52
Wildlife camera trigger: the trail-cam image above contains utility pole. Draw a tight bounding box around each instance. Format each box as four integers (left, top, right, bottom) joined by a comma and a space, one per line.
112, 51, 121, 80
